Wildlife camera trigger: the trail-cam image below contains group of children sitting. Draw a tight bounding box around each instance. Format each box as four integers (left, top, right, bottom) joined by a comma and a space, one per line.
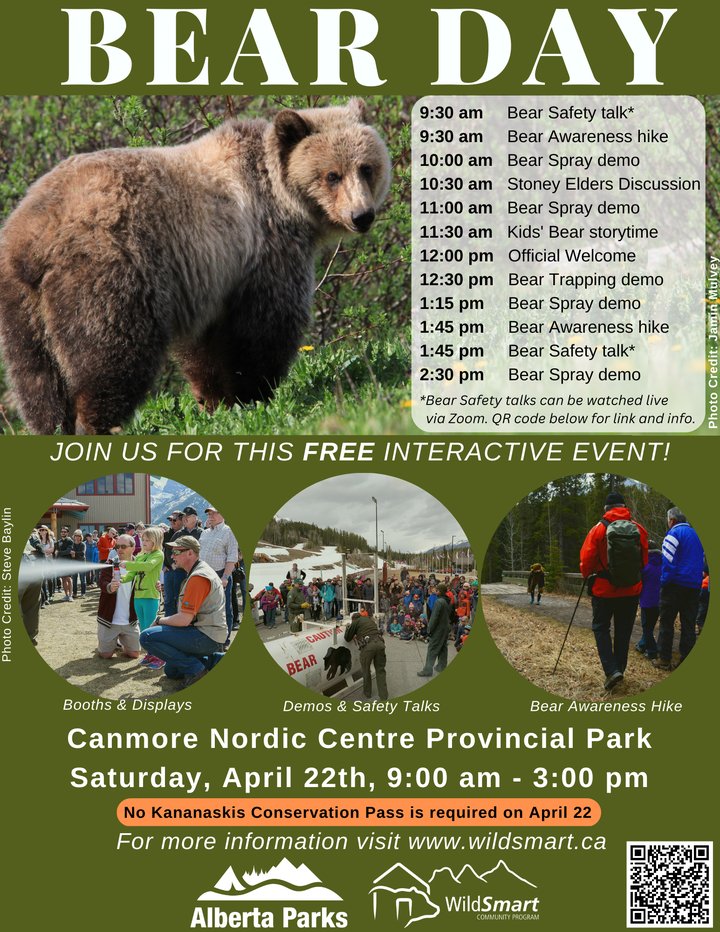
384, 611, 428, 641
378, 572, 477, 651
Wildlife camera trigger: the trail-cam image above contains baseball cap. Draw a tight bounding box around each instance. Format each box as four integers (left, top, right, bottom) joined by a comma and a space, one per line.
182, 507, 198, 517
204, 506, 220, 513
168, 511, 183, 520
170, 536, 201, 554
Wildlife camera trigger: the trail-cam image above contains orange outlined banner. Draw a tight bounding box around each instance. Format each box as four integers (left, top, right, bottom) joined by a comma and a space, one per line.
117, 797, 601, 827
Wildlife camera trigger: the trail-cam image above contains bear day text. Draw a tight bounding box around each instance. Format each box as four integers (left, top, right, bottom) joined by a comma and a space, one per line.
61, 7, 678, 86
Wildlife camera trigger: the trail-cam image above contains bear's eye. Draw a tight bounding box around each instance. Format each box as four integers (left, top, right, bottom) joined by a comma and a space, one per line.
359, 164, 373, 180
326, 171, 341, 185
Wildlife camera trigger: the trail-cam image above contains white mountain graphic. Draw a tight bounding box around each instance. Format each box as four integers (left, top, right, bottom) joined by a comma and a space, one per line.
428, 859, 537, 888
478, 859, 537, 887
242, 858, 322, 886
198, 858, 342, 902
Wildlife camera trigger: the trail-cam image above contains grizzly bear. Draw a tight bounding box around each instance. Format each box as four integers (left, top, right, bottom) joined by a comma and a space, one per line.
0, 99, 391, 434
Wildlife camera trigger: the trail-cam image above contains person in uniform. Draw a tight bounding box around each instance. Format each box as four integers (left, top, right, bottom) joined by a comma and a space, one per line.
344, 611, 388, 700
139, 536, 227, 689
287, 580, 308, 631
418, 583, 452, 677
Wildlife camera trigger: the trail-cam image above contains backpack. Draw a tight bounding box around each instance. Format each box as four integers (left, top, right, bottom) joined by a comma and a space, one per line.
263, 592, 279, 610
600, 518, 642, 588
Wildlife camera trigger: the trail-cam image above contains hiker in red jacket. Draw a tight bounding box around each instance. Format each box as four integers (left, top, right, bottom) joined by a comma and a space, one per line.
580, 491, 648, 691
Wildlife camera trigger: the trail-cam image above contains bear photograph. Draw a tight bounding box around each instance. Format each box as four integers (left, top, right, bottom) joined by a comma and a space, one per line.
0, 96, 411, 435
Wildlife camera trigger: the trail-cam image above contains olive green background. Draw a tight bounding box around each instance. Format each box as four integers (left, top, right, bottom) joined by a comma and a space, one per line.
2, 434, 716, 929
2, 0, 718, 926
1, 0, 717, 93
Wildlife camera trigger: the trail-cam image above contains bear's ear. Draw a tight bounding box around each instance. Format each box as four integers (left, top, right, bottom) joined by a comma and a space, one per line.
348, 98, 369, 124
274, 110, 311, 154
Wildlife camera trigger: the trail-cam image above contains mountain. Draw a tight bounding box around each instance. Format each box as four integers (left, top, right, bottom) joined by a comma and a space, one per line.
423, 538, 470, 555
242, 858, 322, 887
197, 859, 342, 902
428, 859, 537, 897
150, 476, 211, 525
477, 860, 537, 888
250, 543, 380, 591
427, 865, 475, 886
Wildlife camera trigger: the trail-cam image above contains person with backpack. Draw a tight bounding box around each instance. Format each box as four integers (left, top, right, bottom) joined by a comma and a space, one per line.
257, 583, 283, 629
654, 508, 705, 670
580, 491, 648, 691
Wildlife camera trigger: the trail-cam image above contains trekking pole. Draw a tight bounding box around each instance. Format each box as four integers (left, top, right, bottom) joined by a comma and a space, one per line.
552, 577, 587, 674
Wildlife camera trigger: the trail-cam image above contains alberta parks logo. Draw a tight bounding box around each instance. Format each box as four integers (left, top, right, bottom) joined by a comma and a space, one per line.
369, 859, 540, 926
190, 857, 348, 928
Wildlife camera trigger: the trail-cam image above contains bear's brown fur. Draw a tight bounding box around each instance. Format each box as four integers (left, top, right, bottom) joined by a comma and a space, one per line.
0, 99, 391, 433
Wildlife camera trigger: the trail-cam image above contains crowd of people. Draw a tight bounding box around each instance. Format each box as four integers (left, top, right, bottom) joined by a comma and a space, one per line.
381, 571, 477, 651
22, 505, 246, 691
252, 565, 477, 701
579, 494, 709, 691
252, 566, 477, 649
252, 565, 370, 632
343, 573, 477, 701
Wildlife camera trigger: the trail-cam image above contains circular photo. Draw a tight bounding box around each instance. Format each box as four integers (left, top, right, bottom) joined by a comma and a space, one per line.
19, 473, 244, 697
250, 473, 475, 701
481, 474, 709, 700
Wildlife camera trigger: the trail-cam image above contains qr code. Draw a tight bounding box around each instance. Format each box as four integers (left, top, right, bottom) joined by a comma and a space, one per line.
627, 842, 713, 928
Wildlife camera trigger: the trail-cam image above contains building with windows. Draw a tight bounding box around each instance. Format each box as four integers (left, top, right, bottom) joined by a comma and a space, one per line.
39, 474, 151, 535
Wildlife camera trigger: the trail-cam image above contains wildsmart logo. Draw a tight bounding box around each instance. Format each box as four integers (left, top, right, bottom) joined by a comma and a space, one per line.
369, 859, 540, 926
190, 858, 348, 929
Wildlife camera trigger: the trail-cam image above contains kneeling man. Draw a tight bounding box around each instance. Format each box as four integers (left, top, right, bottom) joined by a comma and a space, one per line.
140, 536, 226, 689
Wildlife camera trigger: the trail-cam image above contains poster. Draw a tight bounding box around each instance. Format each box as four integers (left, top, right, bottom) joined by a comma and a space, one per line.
1, 2, 716, 930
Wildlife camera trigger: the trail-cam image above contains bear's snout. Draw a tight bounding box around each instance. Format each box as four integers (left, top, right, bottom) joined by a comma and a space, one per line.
351, 208, 375, 233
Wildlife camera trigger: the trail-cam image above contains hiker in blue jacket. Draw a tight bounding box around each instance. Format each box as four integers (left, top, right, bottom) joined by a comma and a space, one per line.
654, 508, 705, 670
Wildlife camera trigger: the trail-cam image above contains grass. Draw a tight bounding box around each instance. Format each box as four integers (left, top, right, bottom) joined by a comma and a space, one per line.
124, 332, 414, 436
0, 327, 415, 436
482, 595, 672, 702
